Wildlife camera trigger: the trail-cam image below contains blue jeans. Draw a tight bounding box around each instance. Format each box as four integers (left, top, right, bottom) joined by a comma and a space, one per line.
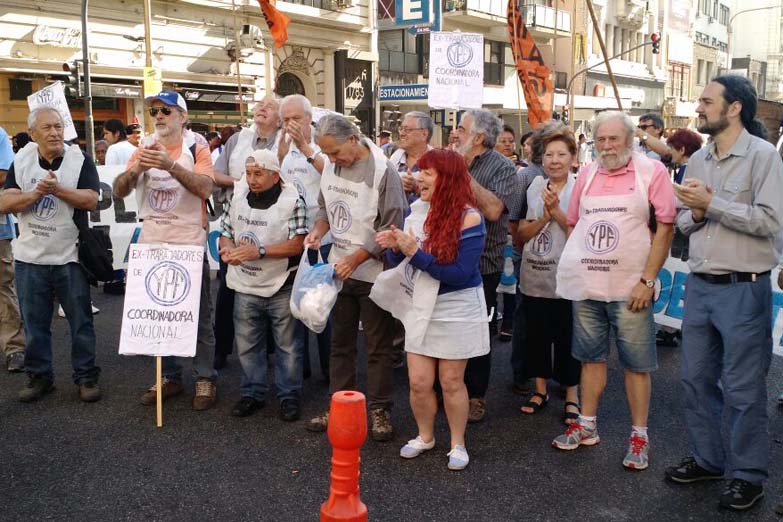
571, 299, 657, 372
15, 261, 99, 384
234, 284, 302, 400
162, 259, 217, 383
681, 273, 772, 484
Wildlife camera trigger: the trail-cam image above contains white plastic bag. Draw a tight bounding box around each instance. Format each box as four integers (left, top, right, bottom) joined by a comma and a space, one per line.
290, 249, 343, 333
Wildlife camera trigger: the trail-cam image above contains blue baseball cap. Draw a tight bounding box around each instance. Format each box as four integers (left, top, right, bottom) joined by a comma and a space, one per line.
145, 90, 188, 112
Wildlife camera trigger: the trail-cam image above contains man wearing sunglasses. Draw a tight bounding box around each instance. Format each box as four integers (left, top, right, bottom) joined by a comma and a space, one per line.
113, 90, 219, 411
634, 113, 671, 162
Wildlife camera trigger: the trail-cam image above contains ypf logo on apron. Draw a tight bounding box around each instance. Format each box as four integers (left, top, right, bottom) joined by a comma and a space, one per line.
237, 231, 260, 247
328, 200, 352, 234
585, 220, 620, 255
403, 263, 417, 289
147, 188, 179, 213
530, 229, 553, 257
32, 195, 58, 221
145, 261, 191, 307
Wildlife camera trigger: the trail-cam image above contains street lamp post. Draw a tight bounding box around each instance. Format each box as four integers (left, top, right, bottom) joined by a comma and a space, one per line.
81, 0, 94, 159
727, 5, 781, 67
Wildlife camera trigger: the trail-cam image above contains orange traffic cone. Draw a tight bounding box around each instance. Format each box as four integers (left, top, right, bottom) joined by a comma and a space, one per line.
320, 391, 368, 522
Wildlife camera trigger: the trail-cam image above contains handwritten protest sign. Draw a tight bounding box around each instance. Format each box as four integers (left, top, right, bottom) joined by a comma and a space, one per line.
27, 81, 77, 141
119, 244, 203, 357
428, 31, 483, 109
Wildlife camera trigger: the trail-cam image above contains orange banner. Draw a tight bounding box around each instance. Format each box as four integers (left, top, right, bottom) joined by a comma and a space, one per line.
507, 1, 554, 128
258, 0, 290, 49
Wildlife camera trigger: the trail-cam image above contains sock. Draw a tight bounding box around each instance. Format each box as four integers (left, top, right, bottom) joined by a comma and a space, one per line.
578, 415, 596, 429
632, 425, 648, 438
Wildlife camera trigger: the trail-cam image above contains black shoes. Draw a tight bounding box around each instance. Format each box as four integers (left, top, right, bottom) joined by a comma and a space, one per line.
719, 479, 764, 511
279, 398, 301, 422
78, 382, 102, 402
19, 376, 55, 403
231, 397, 264, 417
665, 456, 724, 484
6, 352, 24, 373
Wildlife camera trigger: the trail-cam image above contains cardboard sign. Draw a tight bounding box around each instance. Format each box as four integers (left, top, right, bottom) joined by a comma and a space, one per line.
428, 32, 484, 109
119, 244, 203, 357
27, 81, 77, 141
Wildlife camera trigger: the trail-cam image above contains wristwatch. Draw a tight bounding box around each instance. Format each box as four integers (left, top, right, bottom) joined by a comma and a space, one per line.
640, 133, 649, 143
258, 245, 267, 259
306, 153, 317, 164
640, 277, 655, 288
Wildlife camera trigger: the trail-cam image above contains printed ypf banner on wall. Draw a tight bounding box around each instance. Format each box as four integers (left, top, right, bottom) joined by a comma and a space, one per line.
119, 244, 204, 357
427, 31, 483, 110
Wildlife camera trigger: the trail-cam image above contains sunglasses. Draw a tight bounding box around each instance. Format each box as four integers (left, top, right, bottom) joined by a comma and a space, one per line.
637, 124, 655, 130
149, 107, 173, 116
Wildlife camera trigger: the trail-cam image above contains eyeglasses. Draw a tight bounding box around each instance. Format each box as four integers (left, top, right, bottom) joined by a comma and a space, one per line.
399, 126, 423, 133
637, 124, 655, 131
149, 107, 173, 117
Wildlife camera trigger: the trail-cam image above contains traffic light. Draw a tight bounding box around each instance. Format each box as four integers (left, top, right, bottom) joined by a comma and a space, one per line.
62, 60, 81, 97
650, 33, 661, 55
561, 106, 569, 124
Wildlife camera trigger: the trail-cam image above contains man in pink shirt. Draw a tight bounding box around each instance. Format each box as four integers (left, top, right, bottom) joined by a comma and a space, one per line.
552, 111, 675, 471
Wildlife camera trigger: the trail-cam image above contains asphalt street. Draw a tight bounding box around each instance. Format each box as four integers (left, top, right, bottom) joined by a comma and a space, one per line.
2, 277, 783, 522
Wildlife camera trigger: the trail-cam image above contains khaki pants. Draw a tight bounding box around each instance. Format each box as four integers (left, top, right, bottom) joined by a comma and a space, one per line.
0, 239, 25, 357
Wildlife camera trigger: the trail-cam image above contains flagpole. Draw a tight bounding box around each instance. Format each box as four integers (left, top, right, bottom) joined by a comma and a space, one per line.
511, 0, 524, 136
585, 0, 622, 111
232, 0, 244, 121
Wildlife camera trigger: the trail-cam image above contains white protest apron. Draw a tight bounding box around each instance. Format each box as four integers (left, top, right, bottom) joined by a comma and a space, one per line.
556, 153, 655, 302
13, 143, 83, 265
279, 141, 330, 245
369, 199, 440, 348
227, 127, 257, 182
226, 182, 299, 298
519, 175, 574, 298
137, 138, 206, 246
321, 139, 386, 283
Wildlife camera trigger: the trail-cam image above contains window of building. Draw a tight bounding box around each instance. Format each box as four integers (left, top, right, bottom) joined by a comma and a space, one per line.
696, 59, 704, 84
701, 0, 710, 16
719, 5, 729, 25
668, 63, 690, 99
484, 40, 505, 86
378, 30, 423, 75
705, 61, 713, 83
555, 71, 568, 89
713, 0, 718, 19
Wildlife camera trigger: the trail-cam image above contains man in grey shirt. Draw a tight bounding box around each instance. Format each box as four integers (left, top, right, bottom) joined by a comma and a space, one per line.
665, 75, 783, 512
304, 114, 405, 442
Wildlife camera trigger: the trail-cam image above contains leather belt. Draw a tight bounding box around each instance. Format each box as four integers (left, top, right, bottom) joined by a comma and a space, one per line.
694, 271, 770, 284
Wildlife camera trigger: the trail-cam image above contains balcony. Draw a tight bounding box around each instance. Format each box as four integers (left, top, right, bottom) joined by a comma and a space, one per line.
519, 2, 571, 35
441, 0, 570, 34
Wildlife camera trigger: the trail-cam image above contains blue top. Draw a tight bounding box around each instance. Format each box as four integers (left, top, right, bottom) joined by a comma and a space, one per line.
674, 164, 686, 185
0, 127, 14, 240
386, 211, 486, 295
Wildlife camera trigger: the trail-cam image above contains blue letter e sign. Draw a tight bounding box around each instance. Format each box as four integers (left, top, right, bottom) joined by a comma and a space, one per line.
395, 0, 431, 26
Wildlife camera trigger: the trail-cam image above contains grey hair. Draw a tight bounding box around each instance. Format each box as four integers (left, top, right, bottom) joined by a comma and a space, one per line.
28, 107, 64, 130
403, 111, 434, 141
316, 114, 361, 143
94, 139, 108, 148
279, 94, 312, 120
465, 108, 502, 148
638, 112, 664, 130
593, 110, 635, 148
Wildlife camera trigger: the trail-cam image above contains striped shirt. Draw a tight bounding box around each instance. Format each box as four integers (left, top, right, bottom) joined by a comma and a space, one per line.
468, 148, 518, 274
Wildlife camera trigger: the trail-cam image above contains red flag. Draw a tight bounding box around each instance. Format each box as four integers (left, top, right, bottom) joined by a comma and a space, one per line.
258, 0, 290, 49
507, 0, 554, 128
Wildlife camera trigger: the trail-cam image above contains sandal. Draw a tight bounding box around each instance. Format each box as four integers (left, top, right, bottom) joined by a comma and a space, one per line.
520, 392, 549, 415
564, 401, 581, 425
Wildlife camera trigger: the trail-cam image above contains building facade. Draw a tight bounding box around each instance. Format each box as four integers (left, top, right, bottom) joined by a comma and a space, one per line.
729, 0, 783, 101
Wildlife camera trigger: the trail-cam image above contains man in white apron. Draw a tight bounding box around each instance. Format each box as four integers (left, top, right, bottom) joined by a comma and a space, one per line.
218, 149, 308, 421
211, 96, 281, 370
0, 107, 101, 403
303, 114, 406, 441
666, 76, 783, 511
278, 94, 331, 382
454, 108, 518, 423
389, 111, 434, 203
113, 91, 218, 411
553, 111, 675, 472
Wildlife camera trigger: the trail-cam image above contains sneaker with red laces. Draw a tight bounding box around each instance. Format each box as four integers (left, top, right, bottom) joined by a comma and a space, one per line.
552, 422, 600, 450
623, 433, 650, 470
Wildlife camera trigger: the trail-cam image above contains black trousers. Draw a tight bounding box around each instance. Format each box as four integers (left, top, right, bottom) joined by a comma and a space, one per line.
521, 295, 580, 387
464, 272, 500, 399
213, 258, 235, 358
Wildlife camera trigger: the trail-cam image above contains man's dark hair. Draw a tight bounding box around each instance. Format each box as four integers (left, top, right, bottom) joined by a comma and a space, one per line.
126, 123, 140, 134
206, 131, 220, 142
103, 119, 127, 140
712, 74, 768, 140
578, 133, 586, 140
638, 112, 664, 130
501, 124, 516, 138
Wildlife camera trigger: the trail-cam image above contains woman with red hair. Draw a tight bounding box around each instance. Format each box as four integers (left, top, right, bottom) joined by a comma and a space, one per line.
375, 148, 487, 471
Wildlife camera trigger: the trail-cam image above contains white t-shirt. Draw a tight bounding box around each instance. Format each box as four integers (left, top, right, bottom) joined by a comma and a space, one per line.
105, 140, 137, 167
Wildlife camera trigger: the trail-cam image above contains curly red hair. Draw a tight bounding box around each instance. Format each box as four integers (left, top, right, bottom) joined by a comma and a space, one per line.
416, 149, 476, 264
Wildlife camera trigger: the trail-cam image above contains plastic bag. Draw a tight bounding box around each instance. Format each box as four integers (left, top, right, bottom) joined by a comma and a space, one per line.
290, 249, 343, 333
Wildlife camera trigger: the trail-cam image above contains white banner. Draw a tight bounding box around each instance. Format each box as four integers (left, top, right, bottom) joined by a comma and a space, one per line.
428, 32, 483, 109
119, 244, 203, 357
653, 257, 783, 356
27, 81, 78, 141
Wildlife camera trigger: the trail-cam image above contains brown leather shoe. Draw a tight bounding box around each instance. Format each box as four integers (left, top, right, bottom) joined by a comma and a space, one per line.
192, 379, 217, 411
467, 398, 486, 423
140, 378, 184, 406
78, 382, 102, 403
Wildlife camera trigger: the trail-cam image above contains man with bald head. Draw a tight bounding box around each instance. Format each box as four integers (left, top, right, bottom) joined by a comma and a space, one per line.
0, 107, 101, 403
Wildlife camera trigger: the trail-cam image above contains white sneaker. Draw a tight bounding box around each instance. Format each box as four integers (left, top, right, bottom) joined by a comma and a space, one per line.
58, 303, 100, 317
447, 444, 469, 470
91, 303, 100, 315
400, 436, 435, 459
57, 305, 66, 318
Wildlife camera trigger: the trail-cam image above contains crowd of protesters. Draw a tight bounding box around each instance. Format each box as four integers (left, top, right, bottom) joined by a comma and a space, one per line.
0, 74, 781, 512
